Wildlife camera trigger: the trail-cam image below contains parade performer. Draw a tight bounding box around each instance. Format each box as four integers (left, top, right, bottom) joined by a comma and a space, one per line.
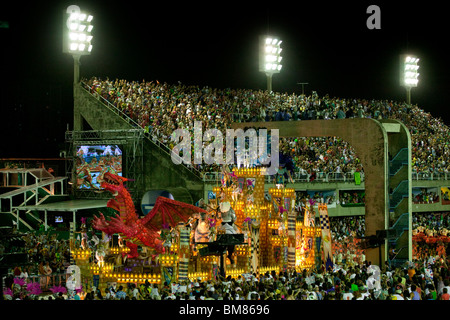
218, 201, 238, 264
192, 212, 212, 243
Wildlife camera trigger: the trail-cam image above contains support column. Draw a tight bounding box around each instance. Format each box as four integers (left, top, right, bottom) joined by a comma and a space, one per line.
177, 225, 190, 282
232, 119, 390, 267
44, 209, 48, 231
73, 54, 81, 85
266, 73, 273, 92
287, 208, 296, 270
73, 210, 77, 231
250, 222, 260, 274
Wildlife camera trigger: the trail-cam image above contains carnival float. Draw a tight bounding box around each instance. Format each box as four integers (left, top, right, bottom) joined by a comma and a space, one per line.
68, 168, 328, 294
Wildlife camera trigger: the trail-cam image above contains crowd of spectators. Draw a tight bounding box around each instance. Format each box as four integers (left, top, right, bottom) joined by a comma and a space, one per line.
413, 188, 439, 204
10, 258, 450, 301
330, 215, 366, 241
339, 191, 365, 206
4, 213, 450, 300
1, 229, 72, 294
83, 77, 450, 178
77, 259, 450, 301
413, 212, 450, 233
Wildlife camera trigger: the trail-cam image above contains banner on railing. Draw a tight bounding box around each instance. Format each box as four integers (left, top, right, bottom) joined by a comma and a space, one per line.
354, 172, 361, 185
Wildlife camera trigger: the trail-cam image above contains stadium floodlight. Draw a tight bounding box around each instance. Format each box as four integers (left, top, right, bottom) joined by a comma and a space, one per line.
63, 5, 93, 84
400, 54, 419, 105
259, 35, 283, 92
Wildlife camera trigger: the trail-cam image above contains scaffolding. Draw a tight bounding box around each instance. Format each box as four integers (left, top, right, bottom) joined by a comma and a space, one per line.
65, 129, 144, 204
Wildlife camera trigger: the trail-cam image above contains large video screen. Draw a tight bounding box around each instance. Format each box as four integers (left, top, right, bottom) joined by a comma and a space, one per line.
75, 145, 123, 190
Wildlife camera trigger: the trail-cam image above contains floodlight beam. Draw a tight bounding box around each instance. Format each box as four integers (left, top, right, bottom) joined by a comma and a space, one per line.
260, 35, 283, 92
400, 54, 420, 104
63, 5, 93, 84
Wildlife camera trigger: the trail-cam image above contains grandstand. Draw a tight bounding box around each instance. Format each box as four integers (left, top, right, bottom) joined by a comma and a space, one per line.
2, 78, 449, 268
68, 77, 450, 266
74, 78, 449, 264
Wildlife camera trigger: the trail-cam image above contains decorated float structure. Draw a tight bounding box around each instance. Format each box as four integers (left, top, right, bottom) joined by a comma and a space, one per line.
69, 168, 327, 292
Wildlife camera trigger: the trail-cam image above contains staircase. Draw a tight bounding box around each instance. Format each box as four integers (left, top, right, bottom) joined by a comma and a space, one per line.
0, 168, 68, 231
389, 148, 408, 176
386, 214, 409, 267
388, 147, 411, 266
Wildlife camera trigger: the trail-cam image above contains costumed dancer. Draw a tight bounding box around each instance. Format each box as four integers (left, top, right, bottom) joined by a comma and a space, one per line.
221, 165, 232, 188
159, 224, 175, 253
193, 212, 211, 243
80, 217, 88, 250
218, 201, 238, 264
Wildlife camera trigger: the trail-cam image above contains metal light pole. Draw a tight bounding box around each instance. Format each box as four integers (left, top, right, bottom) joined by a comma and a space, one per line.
297, 82, 309, 96
400, 55, 419, 105
266, 73, 273, 92
63, 5, 94, 84
259, 36, 282, 92
73, 55, 81, 84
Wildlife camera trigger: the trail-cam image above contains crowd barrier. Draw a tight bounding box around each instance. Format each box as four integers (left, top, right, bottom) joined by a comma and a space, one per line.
412, 172, 450, 181
203, 171, 450, 183
202, 171, 361, 183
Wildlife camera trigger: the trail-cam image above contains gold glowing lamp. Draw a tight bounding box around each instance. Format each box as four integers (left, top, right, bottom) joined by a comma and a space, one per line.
245, 205, 259, 218
71, 248, 91, 260
160, 253, 178, 265
269, 187, 295, 198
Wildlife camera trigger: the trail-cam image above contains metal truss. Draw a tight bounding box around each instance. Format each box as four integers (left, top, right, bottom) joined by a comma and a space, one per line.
65, 129, 144, 203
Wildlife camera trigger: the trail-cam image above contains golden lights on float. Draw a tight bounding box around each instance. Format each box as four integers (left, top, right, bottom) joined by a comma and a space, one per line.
188, 272, 209, 282
259, 265, 280, 274
268, 187, 295, 198
235, 245, 250, 255
90, 262, 114, 274
294, 221, 321, 271
199, 255, 219, 264
159, 253, 178, 265
233, 167, 263, 177
105, 272, 162, 284
70, 248, 91, 259
109, 246, 130, 255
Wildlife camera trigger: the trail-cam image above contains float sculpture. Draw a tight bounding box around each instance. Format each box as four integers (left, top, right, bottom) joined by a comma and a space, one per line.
92, 172, 208, 258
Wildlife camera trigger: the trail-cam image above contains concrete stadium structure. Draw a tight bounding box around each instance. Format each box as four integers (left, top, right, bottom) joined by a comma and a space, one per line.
71, 82, 450, 267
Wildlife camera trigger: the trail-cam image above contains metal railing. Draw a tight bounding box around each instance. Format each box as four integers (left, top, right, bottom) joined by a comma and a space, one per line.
412, 171, 450, 181
203, 170, 450, 183
202, 170, 364, 183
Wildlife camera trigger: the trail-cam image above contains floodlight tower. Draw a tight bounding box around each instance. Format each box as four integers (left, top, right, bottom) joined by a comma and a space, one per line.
63, 5, 94, 84
259, 36, 283, 92
400, 55, 419, 105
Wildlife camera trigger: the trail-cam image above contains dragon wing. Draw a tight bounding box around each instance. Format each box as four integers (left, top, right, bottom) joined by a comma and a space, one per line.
142, 196, 208, 231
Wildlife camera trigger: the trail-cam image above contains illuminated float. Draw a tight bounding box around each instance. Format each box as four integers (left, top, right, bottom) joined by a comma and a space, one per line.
69, 168, 328, 291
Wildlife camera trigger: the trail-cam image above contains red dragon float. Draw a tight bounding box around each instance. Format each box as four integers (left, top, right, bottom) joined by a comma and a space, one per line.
92, 172, 208, 258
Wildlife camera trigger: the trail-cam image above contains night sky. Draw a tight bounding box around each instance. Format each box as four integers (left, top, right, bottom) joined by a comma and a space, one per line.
1, 1, 448, 158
